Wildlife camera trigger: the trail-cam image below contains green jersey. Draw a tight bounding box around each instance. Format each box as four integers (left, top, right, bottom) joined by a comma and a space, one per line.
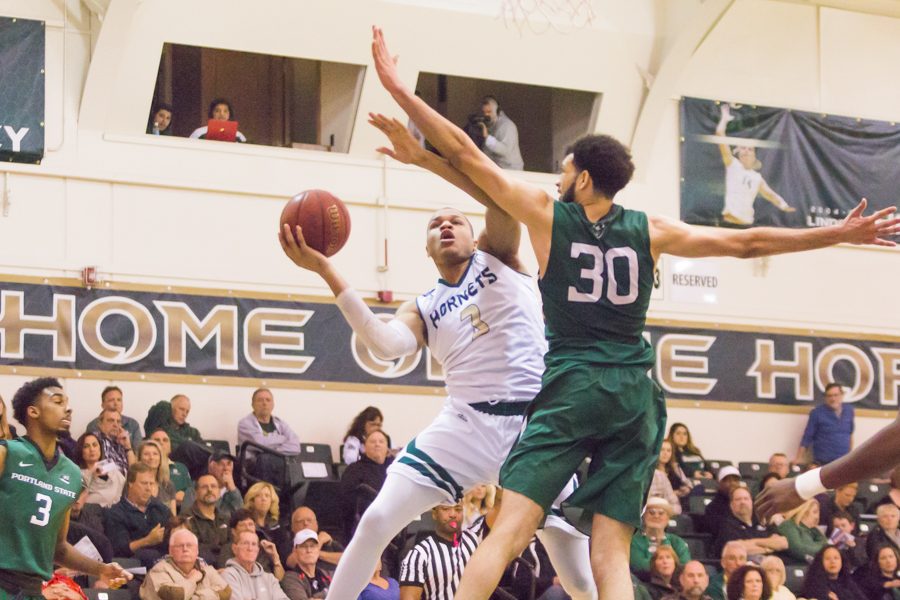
0, 438, 82, 585
539, 201, 655, 372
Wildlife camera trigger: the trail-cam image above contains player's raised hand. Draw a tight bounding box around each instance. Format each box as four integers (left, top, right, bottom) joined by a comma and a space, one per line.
838, 198, 900, 246
371, 26, 405, 95
98, 561, 133, 589
279, 224, 329, 273
368, 112, 425, 165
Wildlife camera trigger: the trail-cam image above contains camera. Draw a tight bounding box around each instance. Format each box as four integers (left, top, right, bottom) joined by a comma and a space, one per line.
464, 113, 489, 149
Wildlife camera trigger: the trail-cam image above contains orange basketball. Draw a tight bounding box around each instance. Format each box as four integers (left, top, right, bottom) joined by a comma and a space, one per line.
280, 189, 351, 257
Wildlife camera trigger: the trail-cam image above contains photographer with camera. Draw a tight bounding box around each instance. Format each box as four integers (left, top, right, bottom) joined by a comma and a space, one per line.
467, 95, 524, 170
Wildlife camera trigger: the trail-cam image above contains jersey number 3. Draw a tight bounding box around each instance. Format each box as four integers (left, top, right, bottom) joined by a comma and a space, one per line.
568, 243, 639, 305
460, 304, 490, 341
31, 493, 53, 527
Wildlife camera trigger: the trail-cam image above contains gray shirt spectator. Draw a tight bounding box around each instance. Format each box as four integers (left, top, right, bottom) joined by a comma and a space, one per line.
237, 388, 301, 455
479, 96, 523, 170
220, 531, 289, 600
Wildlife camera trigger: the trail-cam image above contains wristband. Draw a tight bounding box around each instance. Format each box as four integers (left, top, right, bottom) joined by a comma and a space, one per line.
795, 467, 827, 500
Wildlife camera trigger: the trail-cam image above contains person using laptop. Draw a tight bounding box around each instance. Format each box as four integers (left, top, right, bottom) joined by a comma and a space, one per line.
190, 97, 247, 142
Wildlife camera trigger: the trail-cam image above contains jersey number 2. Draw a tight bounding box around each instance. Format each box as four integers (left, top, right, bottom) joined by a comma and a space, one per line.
460, 305, 490, 341
567, 243, 639, 305
31, 493, 52, 527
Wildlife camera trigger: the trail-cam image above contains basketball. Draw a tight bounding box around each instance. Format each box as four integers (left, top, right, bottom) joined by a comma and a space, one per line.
280, 189, 351, 257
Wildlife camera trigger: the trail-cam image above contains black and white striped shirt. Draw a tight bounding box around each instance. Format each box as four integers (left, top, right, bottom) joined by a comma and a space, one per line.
399, 522, 486, 599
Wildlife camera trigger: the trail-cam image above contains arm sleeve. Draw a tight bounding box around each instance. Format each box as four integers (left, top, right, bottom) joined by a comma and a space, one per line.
281, 575, 311, 600
671, 535, 691, 565
483, 119, 518, 158
222, 489, 243, 513
275, 418, 302, 454
800, 411, 818, 449
335, 289, 418, 360
104, 507, 134, 557
398, 547, 426, 587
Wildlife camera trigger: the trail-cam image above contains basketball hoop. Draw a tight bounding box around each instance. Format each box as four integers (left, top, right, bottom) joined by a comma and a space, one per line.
499, 0, 596, 35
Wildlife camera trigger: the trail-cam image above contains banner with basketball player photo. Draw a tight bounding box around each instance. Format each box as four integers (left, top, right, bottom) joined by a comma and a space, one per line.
0, 17, 45, 164
0, 276, 898, 409
680, 96, 900, 229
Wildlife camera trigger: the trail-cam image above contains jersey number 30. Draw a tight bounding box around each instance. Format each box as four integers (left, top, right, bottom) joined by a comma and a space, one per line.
568, 243, 639, 305
31, 493, 52, 527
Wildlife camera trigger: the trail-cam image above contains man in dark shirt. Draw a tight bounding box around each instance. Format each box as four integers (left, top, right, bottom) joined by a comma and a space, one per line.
714, 487, 787, 558
702, 466, 743, 537
184, 474, 231, 565
795, 383, 854, 465
104, 463, 171, 567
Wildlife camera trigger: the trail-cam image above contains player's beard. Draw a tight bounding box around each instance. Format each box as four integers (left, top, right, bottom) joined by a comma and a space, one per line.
560, 184, 576, 204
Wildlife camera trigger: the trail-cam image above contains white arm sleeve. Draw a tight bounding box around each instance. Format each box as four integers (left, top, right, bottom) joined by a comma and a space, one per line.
335, 288, 419, 359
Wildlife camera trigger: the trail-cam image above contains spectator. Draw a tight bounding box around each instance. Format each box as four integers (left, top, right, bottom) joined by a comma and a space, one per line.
105, 462, 172, 567
149, 427, 193, 504
220, 530, 289, 600
474, 96, 523, 170
87, 386, 143, 449
650, 441, 684, 514
398, 503, 485, 600
877, 465, 900, 510
94, 408, 136, 475
658, 439, 693, 505
819, 482, 861, 532
461, 484, 495, 529
147, 103, 174, 136
281, 506, 344, 570
724, 564, 771, 600
795, 382, 854, 465
237, 388, 301, 455
140, 528, 231, 600
640, 546, 680, 600
660, 560, 712, 600
342, 407, 384, 465
184, 474, 231, 565
715, 486, 787, 559
0, 393, 18, 439
776, 499, 827, 563
189, 98, 247, 142
358, 561, 399, 600
868, 503, 900, 558
828, 509, 867, 571
244, 481, 283, 542
668, 423, 711, 478
73, 431, 126, 508
759, 556, 796, 600
139, 439, 177, 514
631, 496, 691, 575
145, 394, 203, 452
181, 450, 243, 517
216, 508, 283, 578
799, 545, 866, 600
281, 530, 333, 600
853, 543, 900, 600
340, 430, 391, 541
759, 473, 782, 492
706, 541, 747, 600
767, 453, 790, 479
703, 466, 744, 537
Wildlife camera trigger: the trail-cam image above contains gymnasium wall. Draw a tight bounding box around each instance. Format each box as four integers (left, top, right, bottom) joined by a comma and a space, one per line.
0, 0, 896, 462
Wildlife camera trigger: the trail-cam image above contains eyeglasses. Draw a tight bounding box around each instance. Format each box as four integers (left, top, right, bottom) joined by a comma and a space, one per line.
236, 542, 259, 548
171, 543, 196, 550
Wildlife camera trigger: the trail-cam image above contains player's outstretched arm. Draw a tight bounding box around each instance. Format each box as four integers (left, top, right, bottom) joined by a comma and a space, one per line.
650, 198, 900, 261
759, 180, 795, 213
716, 104, 734, 166
279, 224, 425, 358
55, 510, 131, 585
368, 113, 522, 269
370, 26, 552, 236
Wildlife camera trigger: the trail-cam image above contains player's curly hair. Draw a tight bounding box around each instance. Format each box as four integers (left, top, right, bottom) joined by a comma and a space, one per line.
566, 135, 635, 200
12, 377, 62, 427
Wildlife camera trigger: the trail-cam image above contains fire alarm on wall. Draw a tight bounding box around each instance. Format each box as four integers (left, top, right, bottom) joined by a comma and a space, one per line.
377, 290, 393, 303
82, 266, 98, 287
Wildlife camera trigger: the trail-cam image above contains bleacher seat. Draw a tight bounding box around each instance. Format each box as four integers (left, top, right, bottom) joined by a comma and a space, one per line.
668, 514, 696, 535
704, 459, 732, 476
738, 461, 768, 479
855, 481, 890, 512
200, 439, 232, 455
784, 564, 808, 593
858, 514, 877, 535
688, 495, 713, 514
683, 535, 711, 561
789, 463, 808, 477
697, 477, 717, 494
83, 590, 132, 600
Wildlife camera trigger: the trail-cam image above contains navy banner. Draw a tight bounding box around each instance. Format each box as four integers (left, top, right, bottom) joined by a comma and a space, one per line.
680, 97, 900, 229
0, 17, 45, 164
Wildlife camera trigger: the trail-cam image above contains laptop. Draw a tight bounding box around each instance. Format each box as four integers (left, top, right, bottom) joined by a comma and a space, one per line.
206, 119, 238, 142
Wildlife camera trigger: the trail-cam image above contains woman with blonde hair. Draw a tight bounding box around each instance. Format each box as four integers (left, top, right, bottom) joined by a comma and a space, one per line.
244, 481, 282, 542
137, 439, 177, 513
760, 556, 796, 600
776, 498, 827, 563
462, 484, 496, 528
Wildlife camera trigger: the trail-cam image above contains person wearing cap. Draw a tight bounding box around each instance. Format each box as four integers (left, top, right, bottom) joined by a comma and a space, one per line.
701, 466, 743, 537
184, 474, 231, 565
280, 506, 344, 570
281, 530, 333, 600
217, 509, 284, 579
630, 497, 691, 576
221, 530, 290, 600
713, 486, 787, 559
181, 449, 243, 517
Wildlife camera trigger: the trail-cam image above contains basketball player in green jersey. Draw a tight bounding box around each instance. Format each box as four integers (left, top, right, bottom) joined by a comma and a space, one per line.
370, 27, 900, 600
0, 377, 131, 600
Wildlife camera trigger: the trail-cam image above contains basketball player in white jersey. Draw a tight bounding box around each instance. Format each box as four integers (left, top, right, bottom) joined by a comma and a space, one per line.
717, 103, 795, 225
278, 116, 595, 600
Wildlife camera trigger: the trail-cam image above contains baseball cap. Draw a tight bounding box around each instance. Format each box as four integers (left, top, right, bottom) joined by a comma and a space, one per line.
717, 465, 741, 482
210, 449, 236, 462
293, 529, 318, 547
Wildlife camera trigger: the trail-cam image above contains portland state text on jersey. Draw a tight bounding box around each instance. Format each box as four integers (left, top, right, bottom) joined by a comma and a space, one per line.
428, 266, 498, 328
11, 471, 78, 499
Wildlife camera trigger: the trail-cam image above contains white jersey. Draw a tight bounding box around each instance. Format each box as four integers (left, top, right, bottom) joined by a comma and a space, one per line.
415, 249, 546, 407
722, 159, 763, 224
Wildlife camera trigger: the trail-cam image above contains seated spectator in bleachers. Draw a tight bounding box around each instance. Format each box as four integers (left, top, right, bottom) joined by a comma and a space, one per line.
471, 95, 523, 171
149, 427, 193, 504
145, 394, 203, 453
184, 474, 231, 565
461, 484, 495, 529
281, 506, 344, 570
877, 465, 900, 510
853, 543, 900, 599
828, 509, 867, 571
724, 564, 771, 600
140, 528, 231, 600
868, 503, 900, 558
715, 486, 787, 559
0, 393, 18, 440
668, 422, 712, 479
358, 561, 399, 600
94, 407, 136, 475
759, 556, 795, 600
706, 541, 747, 600
703, 466, 744, 537
181, 449, 243, 517
238, 388, 301, 455
147, 103, 174, 136
759, 472, 782, 492
819, 482, 861, 532
340, 430, 391, 541
220, 530, 289, 600
776, 499, 827, 564
767, 453, 790, 479
660, 560, 711, 600
281, 530, 333, 600
631, 497, 691, 575
342, 407, 385, 465
658, 439, 693, 507
74, 431, 126, 508
87, 386, 143, 449
190, 98, 247, 142
105, 462, 172, 568
217, 509, 284, 578
244, 481, 284, 544
799, 545, 867, 600
650, 441, 684, 515
139, 439, 177, 514
638, 546, 681, 600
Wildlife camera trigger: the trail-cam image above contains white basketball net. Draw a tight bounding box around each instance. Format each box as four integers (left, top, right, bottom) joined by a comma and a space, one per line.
499, 0, 596, 35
